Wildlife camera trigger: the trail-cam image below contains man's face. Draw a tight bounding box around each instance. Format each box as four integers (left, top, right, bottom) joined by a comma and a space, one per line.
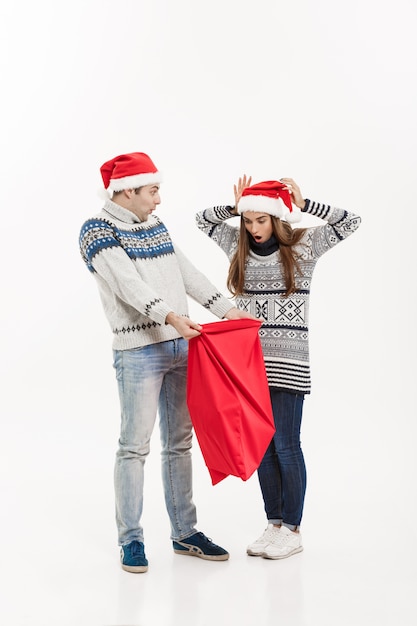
129, 184, 161, 221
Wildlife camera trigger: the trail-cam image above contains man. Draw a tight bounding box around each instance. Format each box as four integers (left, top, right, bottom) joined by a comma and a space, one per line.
79, 152, 249, 573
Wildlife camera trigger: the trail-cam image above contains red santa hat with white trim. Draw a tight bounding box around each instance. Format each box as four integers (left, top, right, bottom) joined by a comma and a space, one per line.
238, 180, 302, 223
100, 152, 162, 194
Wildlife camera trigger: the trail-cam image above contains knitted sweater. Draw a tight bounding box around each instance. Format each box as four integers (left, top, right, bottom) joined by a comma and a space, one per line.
195, 200, 361, 394
79, 200, 233, 350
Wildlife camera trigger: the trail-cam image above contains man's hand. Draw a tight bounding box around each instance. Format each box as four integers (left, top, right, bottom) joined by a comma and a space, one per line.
224, 307, 257, 321
165, 312, 202, 339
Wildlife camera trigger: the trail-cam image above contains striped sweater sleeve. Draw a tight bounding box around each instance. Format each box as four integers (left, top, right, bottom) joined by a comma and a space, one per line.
301, 200, 362, 259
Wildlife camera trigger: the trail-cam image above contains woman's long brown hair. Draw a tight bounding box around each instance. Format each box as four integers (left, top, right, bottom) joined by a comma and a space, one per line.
227, 216, 307, 297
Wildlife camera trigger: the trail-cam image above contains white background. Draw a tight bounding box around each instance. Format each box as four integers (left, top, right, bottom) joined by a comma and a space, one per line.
0, 1, 416, 625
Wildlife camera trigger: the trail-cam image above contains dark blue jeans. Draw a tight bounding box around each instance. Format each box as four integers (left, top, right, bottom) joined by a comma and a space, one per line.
257, 389, 306, 529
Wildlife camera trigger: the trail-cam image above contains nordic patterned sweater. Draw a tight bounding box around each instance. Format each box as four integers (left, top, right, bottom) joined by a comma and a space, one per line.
79, 199, 233, 350
195, 200, 361, 394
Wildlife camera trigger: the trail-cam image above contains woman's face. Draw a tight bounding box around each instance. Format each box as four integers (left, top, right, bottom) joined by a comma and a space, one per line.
242, 211, 273, 243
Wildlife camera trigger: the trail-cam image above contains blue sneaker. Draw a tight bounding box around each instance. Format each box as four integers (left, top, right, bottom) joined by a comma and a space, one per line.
120, 540, 148, 573
173, 532, 229, 561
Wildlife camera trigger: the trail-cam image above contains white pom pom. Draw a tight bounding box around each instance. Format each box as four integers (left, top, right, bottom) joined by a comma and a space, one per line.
285, 207, 303, 223
97, 188, 111, 201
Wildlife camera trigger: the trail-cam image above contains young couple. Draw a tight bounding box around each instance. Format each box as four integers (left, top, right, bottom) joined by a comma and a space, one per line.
79, 152, 361, 573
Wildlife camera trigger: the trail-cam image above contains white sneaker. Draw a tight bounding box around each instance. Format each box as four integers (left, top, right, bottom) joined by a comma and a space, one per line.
261, 526, 303, 560
247, 524, 281, 556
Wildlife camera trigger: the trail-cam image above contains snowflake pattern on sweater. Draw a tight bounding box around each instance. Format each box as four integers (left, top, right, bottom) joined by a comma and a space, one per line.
79, 200, 233, 350
195, 201, 361, 394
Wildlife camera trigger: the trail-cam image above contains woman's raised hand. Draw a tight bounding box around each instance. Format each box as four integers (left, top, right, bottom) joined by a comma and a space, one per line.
233, 174, 252, 212
279, 177, 306, 210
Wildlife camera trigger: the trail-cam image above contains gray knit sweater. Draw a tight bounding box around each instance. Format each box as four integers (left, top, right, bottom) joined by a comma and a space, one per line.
79, 200, 233, 350
195, 200, 361, 394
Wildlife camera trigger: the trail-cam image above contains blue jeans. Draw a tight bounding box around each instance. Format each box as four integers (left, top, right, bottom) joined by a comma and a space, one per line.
257, 389, 306, 529
113, 339, 197, 545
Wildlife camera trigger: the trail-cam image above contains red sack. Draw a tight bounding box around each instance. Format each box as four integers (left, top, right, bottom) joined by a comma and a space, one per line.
187, 318, 275, 485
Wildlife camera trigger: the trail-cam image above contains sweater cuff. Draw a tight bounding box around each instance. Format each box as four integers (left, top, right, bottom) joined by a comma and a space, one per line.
149, 301, 175, 326
302, 199, 335, 221
206, 295, 234, 320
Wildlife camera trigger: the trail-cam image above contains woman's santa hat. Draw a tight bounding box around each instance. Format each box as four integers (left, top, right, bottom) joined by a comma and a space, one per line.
100, 152, 162, 193
238, 180, 302, 223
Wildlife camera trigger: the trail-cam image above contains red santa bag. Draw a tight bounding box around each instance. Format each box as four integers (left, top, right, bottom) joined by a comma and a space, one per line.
187, 318, 275, 485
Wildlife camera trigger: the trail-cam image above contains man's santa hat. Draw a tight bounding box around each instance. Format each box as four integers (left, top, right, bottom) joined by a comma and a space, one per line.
100, 152, 162, 193
238, 180, 302, 223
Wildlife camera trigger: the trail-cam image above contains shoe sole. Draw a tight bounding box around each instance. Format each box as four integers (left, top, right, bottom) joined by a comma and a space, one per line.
121, 563, 148, 573
261, 546, 303, 560
247, 548, 265, 556
173, 548, 229, 561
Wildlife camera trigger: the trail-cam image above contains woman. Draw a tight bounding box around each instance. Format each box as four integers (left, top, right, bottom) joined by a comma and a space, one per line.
195, 176, 361, 559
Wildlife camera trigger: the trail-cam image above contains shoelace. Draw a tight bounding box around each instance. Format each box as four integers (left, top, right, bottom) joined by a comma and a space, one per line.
269, 529, 294, 547
197, 533, 216, 546
130, 541, 145, 556
254, 526, 277, 543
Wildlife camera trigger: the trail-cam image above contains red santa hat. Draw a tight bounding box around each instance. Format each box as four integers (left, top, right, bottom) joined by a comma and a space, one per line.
100, 152, 162, 192
238, 180, 302, 223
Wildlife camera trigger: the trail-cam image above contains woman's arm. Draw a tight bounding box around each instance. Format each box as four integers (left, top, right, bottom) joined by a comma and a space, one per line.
280, 177, 362, 258
195, 205, 240, 261
301, 200, 362, 259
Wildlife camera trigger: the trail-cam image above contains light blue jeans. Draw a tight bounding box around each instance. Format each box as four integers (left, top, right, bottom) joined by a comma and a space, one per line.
113, 339, 197, 546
